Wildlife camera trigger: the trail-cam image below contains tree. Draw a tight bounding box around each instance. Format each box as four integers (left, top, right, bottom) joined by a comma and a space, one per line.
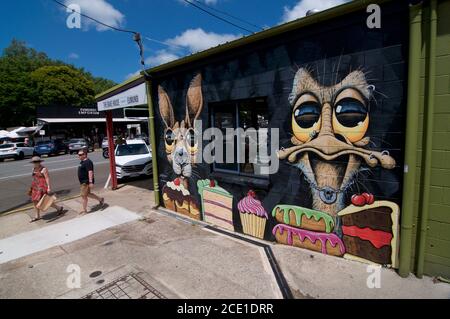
30, 66, 96, 107
0, 39, 117, 128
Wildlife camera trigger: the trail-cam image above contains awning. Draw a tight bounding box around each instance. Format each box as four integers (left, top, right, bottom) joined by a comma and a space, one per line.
38, 118, 148, 124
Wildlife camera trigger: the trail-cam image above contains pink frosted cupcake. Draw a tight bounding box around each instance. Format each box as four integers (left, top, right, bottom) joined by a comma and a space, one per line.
238, 190, 268, 239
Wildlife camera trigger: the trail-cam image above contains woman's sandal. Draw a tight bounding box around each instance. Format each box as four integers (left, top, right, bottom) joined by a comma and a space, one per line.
78, 211, 87, 216
30, 217, 41, 223
57, 206, 65, 216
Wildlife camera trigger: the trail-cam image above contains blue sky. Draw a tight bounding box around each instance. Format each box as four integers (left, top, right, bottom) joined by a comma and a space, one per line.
1, 0, 348, 83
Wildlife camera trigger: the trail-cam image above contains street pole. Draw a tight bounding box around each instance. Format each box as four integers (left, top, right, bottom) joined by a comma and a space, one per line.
106, 110, 118, 190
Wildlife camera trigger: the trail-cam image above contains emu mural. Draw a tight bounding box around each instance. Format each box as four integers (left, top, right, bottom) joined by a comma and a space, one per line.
274, 68, 400, 267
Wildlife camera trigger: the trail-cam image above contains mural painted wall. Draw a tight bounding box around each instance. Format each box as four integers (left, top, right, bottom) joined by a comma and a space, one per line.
154, 1, 408, 268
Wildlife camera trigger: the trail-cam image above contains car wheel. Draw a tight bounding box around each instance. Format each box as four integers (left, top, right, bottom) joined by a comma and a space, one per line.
0, 158, 4, 162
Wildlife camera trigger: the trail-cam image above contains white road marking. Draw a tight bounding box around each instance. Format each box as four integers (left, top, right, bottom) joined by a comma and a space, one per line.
0, 206, 140, 264
0, 161, 109, 181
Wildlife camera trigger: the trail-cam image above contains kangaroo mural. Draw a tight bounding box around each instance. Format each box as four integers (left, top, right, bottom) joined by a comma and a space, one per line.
159, 73, 203, 220
274, 68, 400, 267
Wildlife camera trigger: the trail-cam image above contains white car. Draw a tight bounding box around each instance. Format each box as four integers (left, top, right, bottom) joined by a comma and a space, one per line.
0, 142, 35, 162
115, 139, 152, 179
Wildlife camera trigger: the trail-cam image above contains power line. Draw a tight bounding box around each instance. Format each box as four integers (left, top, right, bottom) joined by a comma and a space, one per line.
182, 0, 254, 34
191, 0, 264, 31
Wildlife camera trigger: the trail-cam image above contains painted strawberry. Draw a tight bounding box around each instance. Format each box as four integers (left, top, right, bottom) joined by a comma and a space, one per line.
248, 190, 256, 198
209, 180, 216, 187
351, 194, 366, 206
174, 178, 181, 186
362, 192, 375, 205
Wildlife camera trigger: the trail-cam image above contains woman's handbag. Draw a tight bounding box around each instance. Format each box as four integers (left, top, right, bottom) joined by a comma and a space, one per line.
27, 187, 32, 197
36, 194, 57, 212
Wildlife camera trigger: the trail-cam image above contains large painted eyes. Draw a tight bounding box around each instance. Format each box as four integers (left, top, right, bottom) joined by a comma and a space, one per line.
164, 129, 175, 154
333, 95, 369, 143
186, 128, 197, 154
292, 99, 322, 142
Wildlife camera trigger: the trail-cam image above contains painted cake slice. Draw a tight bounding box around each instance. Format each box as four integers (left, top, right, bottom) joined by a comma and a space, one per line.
337, 200, 399, 267
162, 180, 200, 220
197, 179, 234, 231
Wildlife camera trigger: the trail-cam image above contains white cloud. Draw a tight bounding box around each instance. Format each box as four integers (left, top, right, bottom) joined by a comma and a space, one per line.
125, 70, 141, 80
145, 50, 180, 67
68, 52, 79, 59
166, 28, 241, 53
64, 0, 125, 31
281, 0, 350, 23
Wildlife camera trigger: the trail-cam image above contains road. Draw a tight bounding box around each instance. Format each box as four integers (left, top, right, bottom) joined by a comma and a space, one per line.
0, 151, 110, 213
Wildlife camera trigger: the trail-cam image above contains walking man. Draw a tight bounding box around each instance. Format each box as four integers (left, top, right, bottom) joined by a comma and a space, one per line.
77, 149, 104, 215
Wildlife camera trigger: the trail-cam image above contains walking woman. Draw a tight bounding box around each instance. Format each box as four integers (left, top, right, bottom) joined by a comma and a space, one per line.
29, 156, 64, 222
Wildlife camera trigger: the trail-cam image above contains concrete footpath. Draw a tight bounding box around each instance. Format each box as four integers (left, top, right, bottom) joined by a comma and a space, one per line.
0, 182, 449, 299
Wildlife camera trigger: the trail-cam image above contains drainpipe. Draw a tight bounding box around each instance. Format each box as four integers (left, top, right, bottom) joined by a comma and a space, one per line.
416, 0, 437, 278
144, 76, 160, 207
398, 1, 423, 278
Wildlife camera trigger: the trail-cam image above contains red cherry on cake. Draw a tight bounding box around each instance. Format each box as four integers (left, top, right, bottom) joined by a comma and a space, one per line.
209, 180, 216, 187
174, 178, 181, 186
248, 190, 256, 198
351, 194, 366, 206
362, 192, 375, 205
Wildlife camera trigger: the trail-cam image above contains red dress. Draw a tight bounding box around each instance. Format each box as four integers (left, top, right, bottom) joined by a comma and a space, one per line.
31, 166, 48, 202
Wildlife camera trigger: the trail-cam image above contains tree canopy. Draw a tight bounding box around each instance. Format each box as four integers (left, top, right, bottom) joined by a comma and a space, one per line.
0, 39, 117, 128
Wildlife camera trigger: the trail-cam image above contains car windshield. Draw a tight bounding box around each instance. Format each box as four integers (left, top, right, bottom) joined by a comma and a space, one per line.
69, 139, 85, 144
0, 144, 13, 149
116, 144, 149, 156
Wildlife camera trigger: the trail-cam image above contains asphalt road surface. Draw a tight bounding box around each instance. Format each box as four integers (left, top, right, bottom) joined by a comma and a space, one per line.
0, 150, 110, 213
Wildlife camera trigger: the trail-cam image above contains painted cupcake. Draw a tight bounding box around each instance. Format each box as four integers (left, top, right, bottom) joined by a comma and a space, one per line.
237, 190, 268, 239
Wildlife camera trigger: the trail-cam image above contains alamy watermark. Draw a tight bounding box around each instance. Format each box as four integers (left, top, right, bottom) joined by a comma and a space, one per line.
191, 120, 280, 175
66, 4, 81, 29
66, 264, 81, 289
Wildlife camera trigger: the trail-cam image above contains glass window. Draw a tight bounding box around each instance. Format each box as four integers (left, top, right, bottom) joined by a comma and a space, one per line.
116, 144, 149, 156
210, 98, 269, 176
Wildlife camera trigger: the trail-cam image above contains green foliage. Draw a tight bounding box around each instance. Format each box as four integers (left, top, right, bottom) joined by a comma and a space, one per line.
30, 65, 96, 108
0, 39, 117, 128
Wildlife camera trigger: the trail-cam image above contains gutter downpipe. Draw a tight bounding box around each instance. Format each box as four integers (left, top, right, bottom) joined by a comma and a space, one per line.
398, 1, 423, 278
416, 0, 437, 278
144, 76, 160, 207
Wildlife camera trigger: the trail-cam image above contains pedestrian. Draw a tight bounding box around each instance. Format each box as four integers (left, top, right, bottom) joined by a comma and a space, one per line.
29, 156, 64, 222
77, 149, 104, 215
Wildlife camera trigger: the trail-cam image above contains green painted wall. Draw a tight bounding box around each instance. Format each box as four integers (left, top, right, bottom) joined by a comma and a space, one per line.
413, 0, 450, 278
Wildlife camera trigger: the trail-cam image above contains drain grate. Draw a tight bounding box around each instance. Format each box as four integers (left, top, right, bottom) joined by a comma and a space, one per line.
81, 272, 167, 299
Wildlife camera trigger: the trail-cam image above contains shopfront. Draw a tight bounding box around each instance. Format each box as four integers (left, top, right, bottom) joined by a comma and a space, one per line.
100, 0, 450, 278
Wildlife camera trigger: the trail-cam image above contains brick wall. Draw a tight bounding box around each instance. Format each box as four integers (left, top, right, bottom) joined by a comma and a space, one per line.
414, 0, 450, 277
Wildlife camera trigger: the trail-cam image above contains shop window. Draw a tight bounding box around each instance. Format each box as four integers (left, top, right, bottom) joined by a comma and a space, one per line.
210, 98, 269, 177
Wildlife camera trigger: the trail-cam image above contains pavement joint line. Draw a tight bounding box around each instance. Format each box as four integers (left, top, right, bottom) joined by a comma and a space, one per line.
155, 206, 293, 299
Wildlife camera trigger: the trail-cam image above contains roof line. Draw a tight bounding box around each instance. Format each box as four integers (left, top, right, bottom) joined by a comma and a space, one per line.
144, 0, 389, 75
96, 0, 389, 101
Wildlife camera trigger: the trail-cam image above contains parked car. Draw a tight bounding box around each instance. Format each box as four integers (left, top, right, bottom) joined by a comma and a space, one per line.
68, 138, 94, 154
33, 139, 68, 156
0, 142, 35, 161
132, 134, 149, 145
115, 139, 152, 180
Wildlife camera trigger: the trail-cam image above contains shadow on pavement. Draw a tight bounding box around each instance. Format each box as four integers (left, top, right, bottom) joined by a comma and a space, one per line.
118, 176, 154, 191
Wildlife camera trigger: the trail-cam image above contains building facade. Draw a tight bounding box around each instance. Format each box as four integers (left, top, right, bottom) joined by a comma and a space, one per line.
101, 0, 450, 278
